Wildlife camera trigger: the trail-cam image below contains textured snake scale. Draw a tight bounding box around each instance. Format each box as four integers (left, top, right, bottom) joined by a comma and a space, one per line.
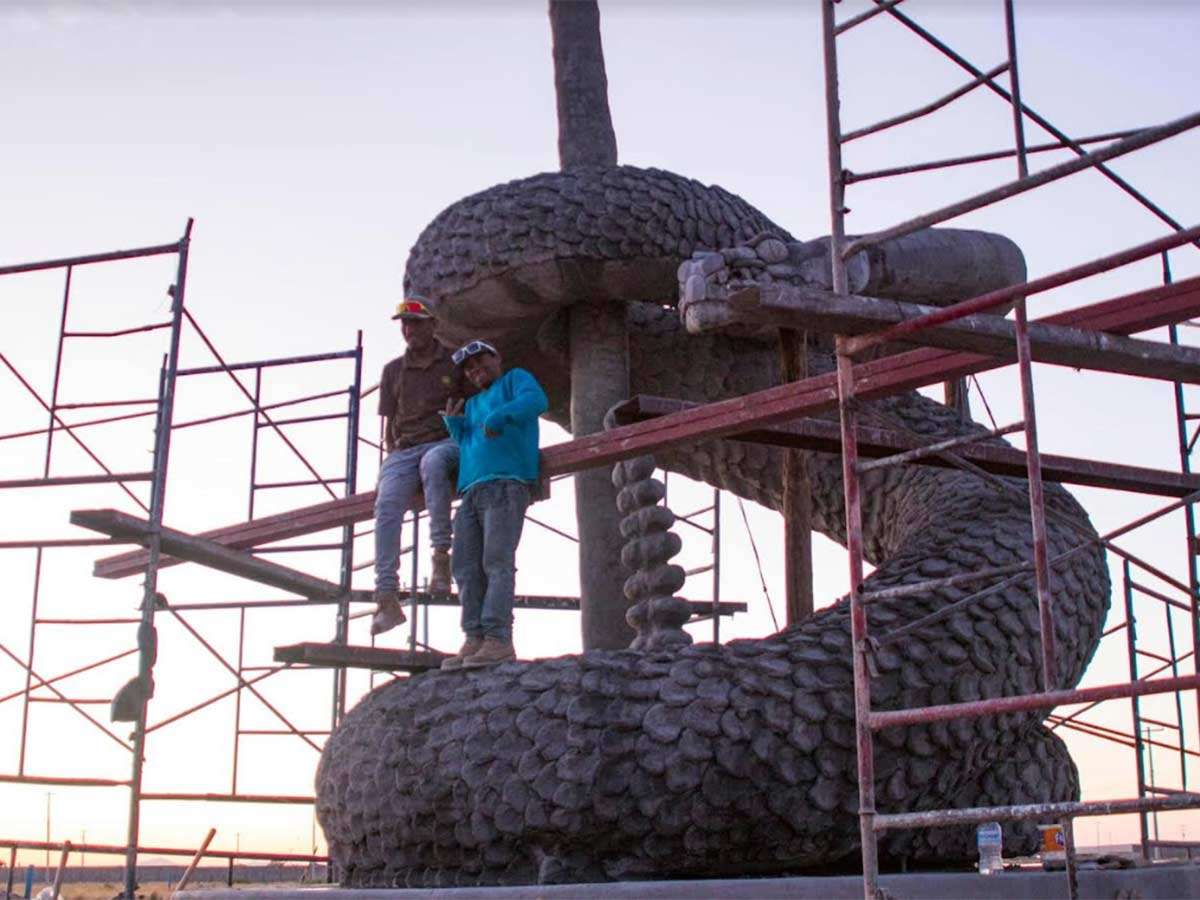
315, 166, 1107, 886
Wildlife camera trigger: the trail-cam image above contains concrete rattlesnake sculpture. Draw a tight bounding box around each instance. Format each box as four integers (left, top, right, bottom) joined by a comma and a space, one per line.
315, 166, 1108, 886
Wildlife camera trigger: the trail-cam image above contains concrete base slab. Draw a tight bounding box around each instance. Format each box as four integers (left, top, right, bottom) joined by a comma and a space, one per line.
178, 862, 1200, 900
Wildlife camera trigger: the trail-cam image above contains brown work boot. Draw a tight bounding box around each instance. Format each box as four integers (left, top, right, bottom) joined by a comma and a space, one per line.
369, 590, 407, 636
440, 635, 484, 671
463, 636, 516, 668
429, 549, 452, 595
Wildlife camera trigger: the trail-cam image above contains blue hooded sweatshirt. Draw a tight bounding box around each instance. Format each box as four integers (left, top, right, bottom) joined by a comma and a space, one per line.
442, 367, 548, 493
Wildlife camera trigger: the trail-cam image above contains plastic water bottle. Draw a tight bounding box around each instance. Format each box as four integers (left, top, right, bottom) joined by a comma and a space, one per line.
976, 821, 1003, 875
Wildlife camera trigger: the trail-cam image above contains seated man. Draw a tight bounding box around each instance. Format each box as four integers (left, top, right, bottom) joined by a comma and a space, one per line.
439, 340, 548, 669
371, 298, 464, 636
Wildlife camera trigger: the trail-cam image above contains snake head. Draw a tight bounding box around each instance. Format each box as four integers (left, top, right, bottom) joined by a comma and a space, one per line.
677, 232, 829, 335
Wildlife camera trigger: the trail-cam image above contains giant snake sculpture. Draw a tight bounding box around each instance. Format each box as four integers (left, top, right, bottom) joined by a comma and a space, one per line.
314, 165, 1109, 886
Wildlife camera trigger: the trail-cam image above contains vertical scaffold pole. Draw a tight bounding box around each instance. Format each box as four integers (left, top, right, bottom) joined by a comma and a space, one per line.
123, 218, 193, 900
333, 332, 363, 724
18, 265, 74, 776
1165, 252, 1200, 767
1013, 298, 1058, 690
712, 488, 721, 644
233, 367, 262, 790
1003, 0, 1029, 178
1124, 561, 1151, 862
837, 345, 879, 899
409, 514, 421, 654
821, 4, 878, 897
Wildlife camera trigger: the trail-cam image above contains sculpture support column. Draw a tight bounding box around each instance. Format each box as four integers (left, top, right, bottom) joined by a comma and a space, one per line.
549, 0, 618, 169
550, 0, 630, 649
571, 300, 632, 649
780, 328, 814, 625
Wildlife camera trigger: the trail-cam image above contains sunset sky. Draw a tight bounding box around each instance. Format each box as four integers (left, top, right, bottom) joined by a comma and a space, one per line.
1, 0, 1198, 870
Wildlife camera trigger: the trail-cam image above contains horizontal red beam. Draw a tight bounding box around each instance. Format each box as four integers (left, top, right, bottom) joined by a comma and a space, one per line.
617, 395, 1200, 498
0, 240, 181, 277
542, 274, 1200, 475
870, 673, 1200, 731
875, 791, 1200, 832
94, 492, 374, 579
0, 471, 152, 490
140, 791, 315, 805
0, 773, 129, 788
0, 838, 324, 864
90, 275, 1200, 579
843, 227, 1200, 355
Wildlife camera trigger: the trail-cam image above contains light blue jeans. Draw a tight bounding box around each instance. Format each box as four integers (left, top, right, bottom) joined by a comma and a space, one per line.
451, 479, 531, 642
373, 438, 458, 593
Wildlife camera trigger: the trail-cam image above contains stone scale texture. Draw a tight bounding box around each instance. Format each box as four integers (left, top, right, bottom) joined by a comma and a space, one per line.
315, 165, 1103, 886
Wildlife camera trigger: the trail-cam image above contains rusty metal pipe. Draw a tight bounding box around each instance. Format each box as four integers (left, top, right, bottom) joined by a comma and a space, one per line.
844, 223, 1200, 357
870, 672, 1200, 731
874, 791, 1200, 831
842, 112, 1200, 260
856, 420, 1023, 473
842, 62, 1009, 144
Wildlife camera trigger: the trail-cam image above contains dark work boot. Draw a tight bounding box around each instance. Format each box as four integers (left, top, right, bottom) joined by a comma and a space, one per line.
462, 637, 516, 668
440, 635, 484, 671
370, 590, 407, 636
429, 549, 452, 595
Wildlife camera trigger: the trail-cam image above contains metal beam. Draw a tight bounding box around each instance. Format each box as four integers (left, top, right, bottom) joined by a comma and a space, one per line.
613, 396, 1200, 499
395, 589, 746, 617
93, 492, 375, 579
731, 276, 1200, 384
539, 274, 1200, 476
71, 509, 345, 599
89, 276, 1200, 579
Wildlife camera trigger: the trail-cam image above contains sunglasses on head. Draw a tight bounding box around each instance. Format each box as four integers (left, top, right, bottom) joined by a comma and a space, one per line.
452, 340, 498, 366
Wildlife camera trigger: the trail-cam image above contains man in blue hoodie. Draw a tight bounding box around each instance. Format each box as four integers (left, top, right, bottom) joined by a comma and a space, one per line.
439, 339, 548, 669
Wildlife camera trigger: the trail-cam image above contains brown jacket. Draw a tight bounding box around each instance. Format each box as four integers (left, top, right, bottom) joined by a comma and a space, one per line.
378, 343, 467, 451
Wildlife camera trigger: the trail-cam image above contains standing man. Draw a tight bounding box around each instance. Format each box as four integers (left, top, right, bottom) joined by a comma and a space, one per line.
439, 340, 548, 669
371, 297, 463, 636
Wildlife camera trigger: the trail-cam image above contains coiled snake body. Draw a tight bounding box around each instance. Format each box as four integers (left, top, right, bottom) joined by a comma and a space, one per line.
315, 166, 1107, 886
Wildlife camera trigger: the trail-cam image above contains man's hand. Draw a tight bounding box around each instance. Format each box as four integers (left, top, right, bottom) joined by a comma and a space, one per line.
484, 410, 504, 439
443, 397, 465, 417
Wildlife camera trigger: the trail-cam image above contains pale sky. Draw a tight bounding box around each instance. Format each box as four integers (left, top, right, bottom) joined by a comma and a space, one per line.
1, 0, 1198, 871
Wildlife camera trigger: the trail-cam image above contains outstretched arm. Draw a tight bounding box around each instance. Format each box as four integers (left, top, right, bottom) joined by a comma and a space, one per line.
483, 369, 548, 435
441, 396, 466, 443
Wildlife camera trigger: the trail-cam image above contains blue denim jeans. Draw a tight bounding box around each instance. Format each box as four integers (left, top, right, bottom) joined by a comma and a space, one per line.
452, 479, 531, 642
373, 438, 458, 592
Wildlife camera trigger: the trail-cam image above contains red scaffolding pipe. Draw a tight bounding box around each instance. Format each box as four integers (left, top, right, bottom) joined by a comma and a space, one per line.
871, 673, 1200, 731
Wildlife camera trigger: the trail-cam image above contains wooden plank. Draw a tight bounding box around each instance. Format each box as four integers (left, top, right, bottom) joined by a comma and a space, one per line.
615, 396, 1200, 499
71, 509, 344, 599
729, 276, 1200, 384
93, 491, 375, 579
274, 642, 446, 672
89, 276, 1200, 578
397, 590, 746, 616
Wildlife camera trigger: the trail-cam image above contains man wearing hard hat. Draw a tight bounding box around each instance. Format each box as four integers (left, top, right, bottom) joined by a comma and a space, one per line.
370, 297, 465, 635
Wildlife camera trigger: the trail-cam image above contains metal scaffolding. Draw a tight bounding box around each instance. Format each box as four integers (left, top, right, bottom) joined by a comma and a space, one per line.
817, 1, 1200, 896
2, 4, 1199, 898
0, 222, 370, 896
0, 225, 736, 895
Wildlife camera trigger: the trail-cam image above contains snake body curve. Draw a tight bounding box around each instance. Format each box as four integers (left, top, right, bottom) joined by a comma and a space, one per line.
314, 166, 1107, 886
